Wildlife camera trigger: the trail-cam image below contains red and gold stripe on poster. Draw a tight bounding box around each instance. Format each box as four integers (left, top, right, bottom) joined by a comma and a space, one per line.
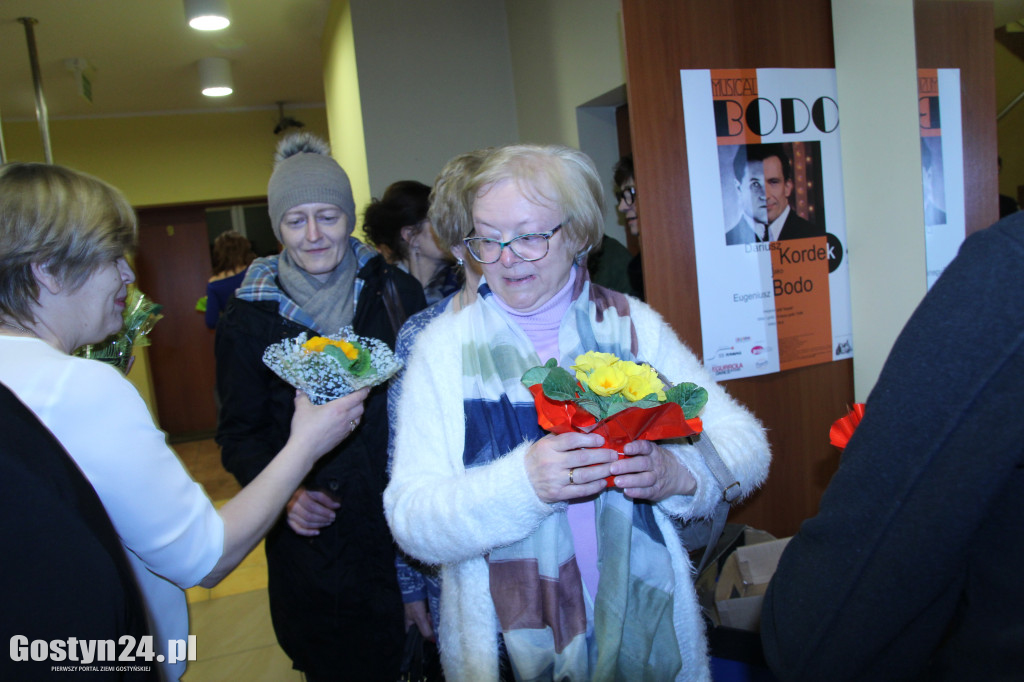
712, 69, 762, 144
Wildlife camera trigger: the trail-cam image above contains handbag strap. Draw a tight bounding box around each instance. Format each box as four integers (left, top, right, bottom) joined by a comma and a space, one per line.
690, 433, 741, 577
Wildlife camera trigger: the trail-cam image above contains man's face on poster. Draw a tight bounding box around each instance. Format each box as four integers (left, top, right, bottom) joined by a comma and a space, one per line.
737, 160, 768, 225
763, 155, 793, 223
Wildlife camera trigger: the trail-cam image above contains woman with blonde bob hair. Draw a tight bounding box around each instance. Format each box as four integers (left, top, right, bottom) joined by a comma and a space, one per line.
0, 162, 365, 680
385, 144, 771, 681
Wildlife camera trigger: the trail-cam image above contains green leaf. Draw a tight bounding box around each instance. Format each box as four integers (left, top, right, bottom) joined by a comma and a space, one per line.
323, 345, 355, 370
521, 366, 550, 388
665, 383, 708, 419
577, 397, 604, 419
628, 397, 662, 410
542, 366, 578, 402
522, 358, 560, 388
604, 401, 634, 419
350, 345, 375, 377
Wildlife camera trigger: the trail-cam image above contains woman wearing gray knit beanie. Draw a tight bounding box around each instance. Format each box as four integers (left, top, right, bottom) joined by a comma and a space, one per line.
214, 132, 427, 681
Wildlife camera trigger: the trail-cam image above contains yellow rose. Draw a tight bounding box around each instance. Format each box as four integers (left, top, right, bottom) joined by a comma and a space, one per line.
622, 370, 666, 401
587, 364, 628, 396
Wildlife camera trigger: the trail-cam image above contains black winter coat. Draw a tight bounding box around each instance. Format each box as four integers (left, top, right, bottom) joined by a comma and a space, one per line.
214, 254, 425, 680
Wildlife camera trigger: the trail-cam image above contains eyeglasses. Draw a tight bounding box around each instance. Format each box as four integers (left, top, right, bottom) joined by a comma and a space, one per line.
616, 186, 636, 206
463, 224, 562, 264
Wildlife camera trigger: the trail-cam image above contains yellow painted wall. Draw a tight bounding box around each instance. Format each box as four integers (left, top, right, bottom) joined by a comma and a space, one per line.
5, 105, 328, 414
5, 106, 329, 207
833, 0, 927, 401
322, 1, 370, 239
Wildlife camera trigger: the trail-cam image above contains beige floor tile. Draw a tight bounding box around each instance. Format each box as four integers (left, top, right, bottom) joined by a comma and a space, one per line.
176, 439, 285, 679
188, 589, 279, 657
181, 642, 301, 681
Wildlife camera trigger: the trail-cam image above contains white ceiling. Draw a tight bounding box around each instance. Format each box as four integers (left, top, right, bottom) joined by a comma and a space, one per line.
2, 0, 1023, 128
0, 0, 330, 122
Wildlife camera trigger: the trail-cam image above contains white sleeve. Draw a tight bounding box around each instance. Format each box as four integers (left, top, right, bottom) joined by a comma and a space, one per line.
384, 317, 556, 566
630, 302, 771, 519
40, 357, 224, 589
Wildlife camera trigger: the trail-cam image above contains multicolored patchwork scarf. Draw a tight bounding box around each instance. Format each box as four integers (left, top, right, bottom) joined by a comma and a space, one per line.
462, 268, 682, 682
235, 237, 378, 332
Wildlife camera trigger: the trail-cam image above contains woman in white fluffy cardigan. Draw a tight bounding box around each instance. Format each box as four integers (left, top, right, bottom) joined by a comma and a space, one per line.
385, 144, 770, 682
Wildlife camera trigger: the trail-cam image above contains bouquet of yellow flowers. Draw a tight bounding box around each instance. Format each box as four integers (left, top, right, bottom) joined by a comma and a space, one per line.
522, 351, 708, 483
262, 328, 401, 405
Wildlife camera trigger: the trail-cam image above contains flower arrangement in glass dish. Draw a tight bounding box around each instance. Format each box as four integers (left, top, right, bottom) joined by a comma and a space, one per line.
522, 351, 708, 485
74, 286, 163, 374
262, 327, 402, 405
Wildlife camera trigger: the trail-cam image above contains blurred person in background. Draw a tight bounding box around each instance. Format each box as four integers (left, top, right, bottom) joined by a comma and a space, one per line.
363, 179, 459, 305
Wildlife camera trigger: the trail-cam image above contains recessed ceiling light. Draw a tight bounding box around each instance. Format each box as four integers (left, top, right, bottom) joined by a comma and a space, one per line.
185, 0, 230, 31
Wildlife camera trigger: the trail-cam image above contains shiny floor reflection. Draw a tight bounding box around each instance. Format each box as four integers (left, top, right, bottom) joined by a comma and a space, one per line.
173, 438, 301, 681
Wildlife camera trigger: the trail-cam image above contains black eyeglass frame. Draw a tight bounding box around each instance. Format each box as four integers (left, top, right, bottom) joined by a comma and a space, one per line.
616, 186, 637, 206
463, 224, 563, 264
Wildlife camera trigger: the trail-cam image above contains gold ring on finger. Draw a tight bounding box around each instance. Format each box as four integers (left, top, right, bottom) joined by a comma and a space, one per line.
568, 467, 576, 485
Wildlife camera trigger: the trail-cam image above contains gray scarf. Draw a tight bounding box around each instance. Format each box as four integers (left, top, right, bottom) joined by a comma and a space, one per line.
277, 247, 357, 335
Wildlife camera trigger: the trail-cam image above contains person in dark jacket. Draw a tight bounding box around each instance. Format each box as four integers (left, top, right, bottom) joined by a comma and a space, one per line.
761, 211, 1024, 681
0, 382, 157, 681
215, 132, 426, 681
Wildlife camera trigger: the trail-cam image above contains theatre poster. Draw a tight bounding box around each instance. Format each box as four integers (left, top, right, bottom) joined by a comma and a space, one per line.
680, 68, 852, 381
918, 68, 965, 289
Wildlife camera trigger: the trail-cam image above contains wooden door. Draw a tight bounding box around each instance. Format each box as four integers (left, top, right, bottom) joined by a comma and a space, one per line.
915, 0, 999, 236
134, 206, 218, 439
620, 0, 852, 537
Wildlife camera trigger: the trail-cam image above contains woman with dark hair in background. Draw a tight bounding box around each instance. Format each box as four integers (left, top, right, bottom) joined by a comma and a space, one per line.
613, 154, 645, 301
387, 151, 488, 670
204, 229, 255, 329
363, 180, 459, 305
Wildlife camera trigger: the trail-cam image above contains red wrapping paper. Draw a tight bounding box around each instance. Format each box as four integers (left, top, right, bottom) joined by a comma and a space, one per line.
528, 384, 703, 485
829, 403, 866, 450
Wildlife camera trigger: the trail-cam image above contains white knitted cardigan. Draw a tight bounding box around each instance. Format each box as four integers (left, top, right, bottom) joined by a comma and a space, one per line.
385, 299, 771, 682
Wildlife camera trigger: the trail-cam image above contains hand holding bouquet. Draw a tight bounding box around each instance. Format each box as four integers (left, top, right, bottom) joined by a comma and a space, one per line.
522, 351, 708, 484
262, 328, 402, 405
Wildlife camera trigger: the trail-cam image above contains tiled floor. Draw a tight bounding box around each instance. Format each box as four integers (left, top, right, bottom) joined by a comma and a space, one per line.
172, 438, 302, 681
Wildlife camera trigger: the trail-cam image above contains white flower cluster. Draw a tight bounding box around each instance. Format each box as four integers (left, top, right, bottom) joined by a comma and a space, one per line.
262, 327, 402, 405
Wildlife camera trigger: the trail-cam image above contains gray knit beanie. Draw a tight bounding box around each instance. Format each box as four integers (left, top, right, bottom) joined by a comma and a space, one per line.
267, 132, 356, 240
